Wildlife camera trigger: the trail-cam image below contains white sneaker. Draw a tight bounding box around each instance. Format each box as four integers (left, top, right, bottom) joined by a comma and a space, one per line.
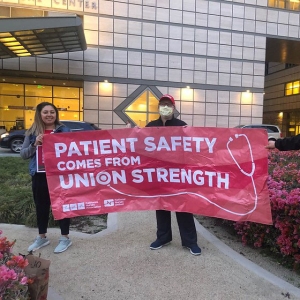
28, 236, 50, 252
54, 237, 72, 253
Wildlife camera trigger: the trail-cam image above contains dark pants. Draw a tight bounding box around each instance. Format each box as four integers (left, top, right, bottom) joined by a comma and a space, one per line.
32, 173, 70, 235
155, 210, 197, 247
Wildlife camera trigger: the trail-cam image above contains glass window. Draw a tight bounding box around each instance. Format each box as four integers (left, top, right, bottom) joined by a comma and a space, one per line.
268, 0, 300, 11
54, 86, 79, 99
0, 81, 82, 131
25, 84, 52, 97
288, 0, 300, 10
278, 0, 285, 9
285, 82, 293, 95
149, 93, 159, 112
59, 111, 80, 121
53, 98, 80, 111
0, 83, 23, 95
293, 81, 300, 94
126, 91, 147, 112
126, 112, 147, 128
0, 95, 25, 108
125, 89, 159, 127
25, 97, 47, 109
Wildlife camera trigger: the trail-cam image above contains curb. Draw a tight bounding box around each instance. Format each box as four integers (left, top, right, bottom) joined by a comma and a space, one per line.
194, 218, 300, 298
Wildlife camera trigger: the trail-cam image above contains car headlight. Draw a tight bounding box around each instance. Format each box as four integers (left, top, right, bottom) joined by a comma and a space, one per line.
0, 132, 9, 139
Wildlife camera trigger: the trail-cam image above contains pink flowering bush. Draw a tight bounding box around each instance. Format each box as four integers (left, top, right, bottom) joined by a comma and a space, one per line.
234, 149, 300, 269
0, 230, 31, 300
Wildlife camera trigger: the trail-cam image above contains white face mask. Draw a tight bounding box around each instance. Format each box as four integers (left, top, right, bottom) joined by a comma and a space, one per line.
159, 105, 174, 117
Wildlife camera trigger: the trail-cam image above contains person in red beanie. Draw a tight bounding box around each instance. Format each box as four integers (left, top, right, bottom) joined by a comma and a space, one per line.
145, 94, 201, 256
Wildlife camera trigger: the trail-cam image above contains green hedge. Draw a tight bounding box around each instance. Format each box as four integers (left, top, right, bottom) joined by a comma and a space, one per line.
1, 157, 65, 227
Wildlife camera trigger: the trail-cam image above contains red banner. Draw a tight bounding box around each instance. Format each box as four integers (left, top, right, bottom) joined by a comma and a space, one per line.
43, 127, 272, 224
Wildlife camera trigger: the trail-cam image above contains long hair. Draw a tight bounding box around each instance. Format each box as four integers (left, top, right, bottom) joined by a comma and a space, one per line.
26, 102, 61, 136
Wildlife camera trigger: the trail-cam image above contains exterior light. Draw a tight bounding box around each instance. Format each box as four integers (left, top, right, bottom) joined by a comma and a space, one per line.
99, 80, 112, 95
0, 36, 30, 57
181, 86, 193, 101
241, 90, 253, 104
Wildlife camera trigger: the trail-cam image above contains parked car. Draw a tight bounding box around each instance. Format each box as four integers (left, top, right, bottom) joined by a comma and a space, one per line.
0, 121, 100, 153
235, 124, 283, 141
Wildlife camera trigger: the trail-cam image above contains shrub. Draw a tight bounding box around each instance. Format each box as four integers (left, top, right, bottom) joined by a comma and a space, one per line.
0, 230, 31, 300
0, 158, 61, 227
234, 150, 300, 269
0, 157, 34, 225
0, 157, 106, 231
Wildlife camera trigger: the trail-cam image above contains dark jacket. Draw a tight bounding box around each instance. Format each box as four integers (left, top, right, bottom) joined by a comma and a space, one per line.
146, 115, 187, 127
275, 135, 300, 151
20, 124, 70, 176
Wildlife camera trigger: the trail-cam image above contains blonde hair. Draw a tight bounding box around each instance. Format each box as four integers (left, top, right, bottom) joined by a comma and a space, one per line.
26, 102, 61, 136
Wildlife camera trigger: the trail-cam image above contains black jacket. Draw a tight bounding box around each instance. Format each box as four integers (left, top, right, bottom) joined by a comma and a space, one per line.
275, 135, 300, 151
146, 116, 187, 127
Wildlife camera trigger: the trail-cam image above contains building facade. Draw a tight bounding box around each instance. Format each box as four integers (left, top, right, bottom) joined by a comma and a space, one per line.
264, 63, 300, 137
1, 0, 300, 132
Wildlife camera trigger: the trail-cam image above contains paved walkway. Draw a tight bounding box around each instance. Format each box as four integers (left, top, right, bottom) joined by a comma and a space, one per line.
2, 211, 300, 300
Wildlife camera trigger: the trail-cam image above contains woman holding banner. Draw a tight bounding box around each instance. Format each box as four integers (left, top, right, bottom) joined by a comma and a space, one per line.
146, 94, 201, 256
20, 102, 72, 254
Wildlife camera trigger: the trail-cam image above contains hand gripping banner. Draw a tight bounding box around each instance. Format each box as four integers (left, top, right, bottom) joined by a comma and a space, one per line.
43, 127, 272, 224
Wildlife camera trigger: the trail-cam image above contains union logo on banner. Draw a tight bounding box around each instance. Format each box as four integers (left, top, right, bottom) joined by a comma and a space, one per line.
42, 127, 272, 225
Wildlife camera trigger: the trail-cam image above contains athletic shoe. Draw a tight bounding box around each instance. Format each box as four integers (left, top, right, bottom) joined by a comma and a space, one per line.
54, 237, 72, 253
28, 236, 50, 252
184, 244, 201, 256
150, 239, 170, 250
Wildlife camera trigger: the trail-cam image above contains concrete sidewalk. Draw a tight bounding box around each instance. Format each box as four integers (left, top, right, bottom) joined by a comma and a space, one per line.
2, 211, 300, 300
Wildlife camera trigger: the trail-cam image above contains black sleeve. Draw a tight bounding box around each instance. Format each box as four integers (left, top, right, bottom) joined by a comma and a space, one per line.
178, 120, 187, 126
275, 135, 300, 151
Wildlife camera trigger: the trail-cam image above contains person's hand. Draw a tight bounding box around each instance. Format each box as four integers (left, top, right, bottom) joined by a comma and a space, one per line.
265, 140, 275, 149
35, 134, 44, 146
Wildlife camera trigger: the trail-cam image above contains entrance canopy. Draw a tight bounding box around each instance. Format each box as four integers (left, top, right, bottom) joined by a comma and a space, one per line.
0, 15, 86, 59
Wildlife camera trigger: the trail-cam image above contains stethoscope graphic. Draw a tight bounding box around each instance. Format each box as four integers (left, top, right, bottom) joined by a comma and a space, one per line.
108, 133, 258, 216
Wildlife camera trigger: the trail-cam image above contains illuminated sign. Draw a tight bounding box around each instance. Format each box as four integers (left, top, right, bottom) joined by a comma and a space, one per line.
0, 0, 98, 11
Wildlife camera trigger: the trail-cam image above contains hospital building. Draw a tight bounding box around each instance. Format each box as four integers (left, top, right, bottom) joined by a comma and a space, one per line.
1, 0, 300, 136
